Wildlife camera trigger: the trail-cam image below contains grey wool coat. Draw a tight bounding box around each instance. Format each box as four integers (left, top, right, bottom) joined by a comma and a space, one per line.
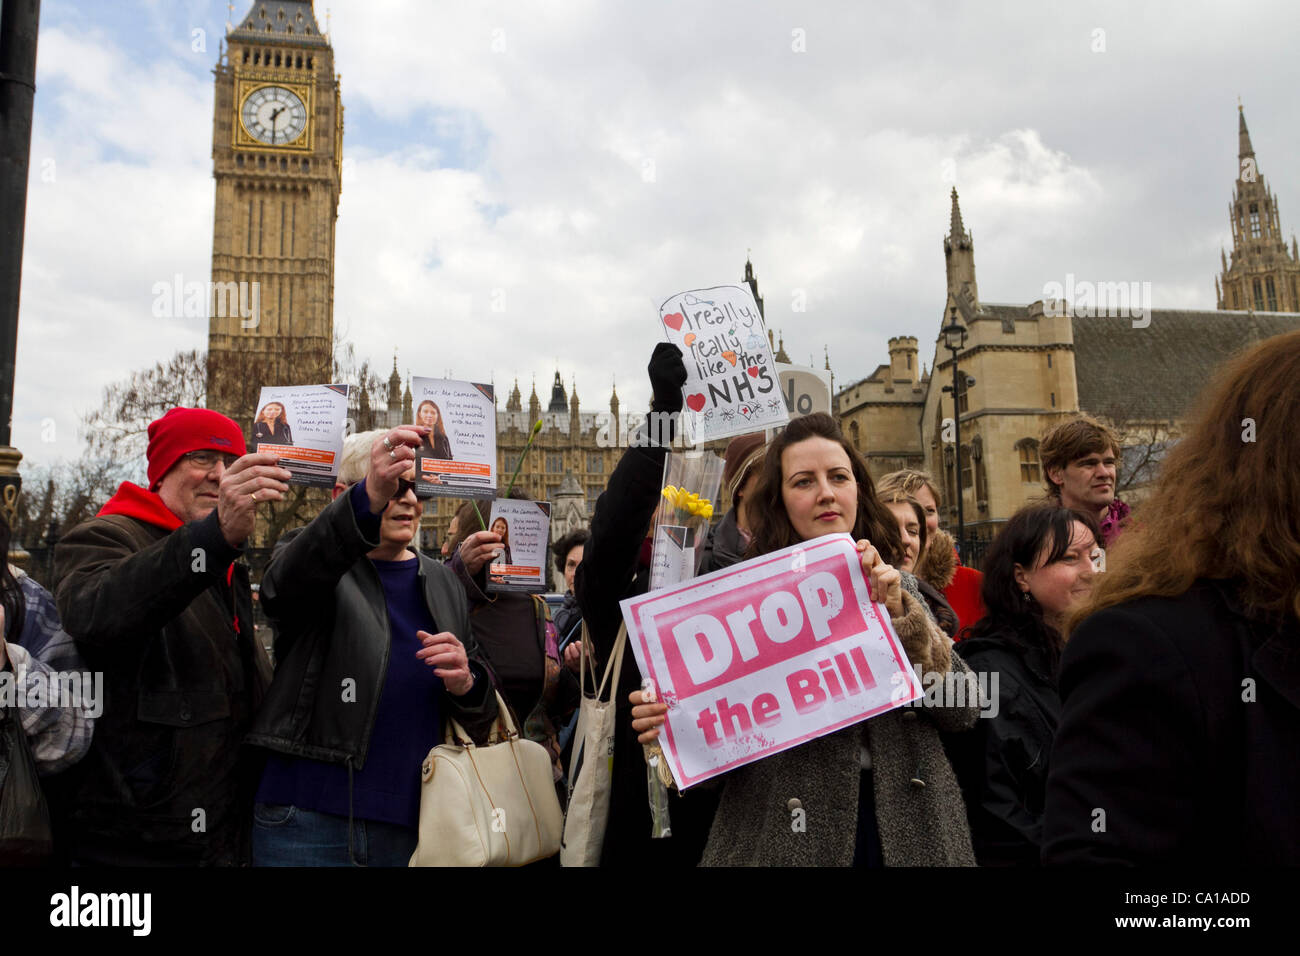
701, 574, 979, 866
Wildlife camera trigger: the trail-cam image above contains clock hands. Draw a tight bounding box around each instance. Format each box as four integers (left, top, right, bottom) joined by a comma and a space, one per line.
269, 105, 285, 144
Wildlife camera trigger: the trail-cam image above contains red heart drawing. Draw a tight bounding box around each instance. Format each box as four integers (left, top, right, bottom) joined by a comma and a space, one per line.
684, 333, 697, 347
747, 366, 760, 378
722, 350, 737, 366
686, 393, 707, 412
664, 312, 684, 331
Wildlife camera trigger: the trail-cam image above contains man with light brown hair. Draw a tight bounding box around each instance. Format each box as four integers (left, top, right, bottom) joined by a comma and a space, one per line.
1040, 415, 1129, 547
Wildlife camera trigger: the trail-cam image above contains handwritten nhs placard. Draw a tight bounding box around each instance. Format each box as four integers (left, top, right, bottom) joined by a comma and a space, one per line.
619, 534, 921, 789
658, 285, 788, 443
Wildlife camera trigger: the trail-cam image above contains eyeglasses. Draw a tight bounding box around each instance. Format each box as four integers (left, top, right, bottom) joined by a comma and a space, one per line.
391, 478, 417, 500
184, 450, 239, 469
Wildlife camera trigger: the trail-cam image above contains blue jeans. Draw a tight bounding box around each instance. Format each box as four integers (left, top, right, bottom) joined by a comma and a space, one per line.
251, 803, 418, 867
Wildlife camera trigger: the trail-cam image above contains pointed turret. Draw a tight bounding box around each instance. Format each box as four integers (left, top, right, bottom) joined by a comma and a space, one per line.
944, 188, 979, 318
387, 354, 402, 412
506, 378, 522, 413
609, 381, 620, 446
1239, 103, 1255, 162
547, 370, 568, 414
402, 373, 413, 422
743, 254, 766, 319
528, 378, 540, 424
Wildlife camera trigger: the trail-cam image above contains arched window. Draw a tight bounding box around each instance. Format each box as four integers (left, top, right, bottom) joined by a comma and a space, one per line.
849, 420, 860, 450
1266, 276, 1278, 311
1016, 438, 1041, 483
1250, 204, 1261, 238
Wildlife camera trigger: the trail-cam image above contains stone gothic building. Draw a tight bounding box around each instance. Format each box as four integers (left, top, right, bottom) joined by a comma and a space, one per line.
837, 107, 1300, 546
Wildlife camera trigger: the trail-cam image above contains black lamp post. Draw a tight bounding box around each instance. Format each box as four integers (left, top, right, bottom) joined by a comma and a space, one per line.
940, 308, 969, 551
1, 0, 42, 557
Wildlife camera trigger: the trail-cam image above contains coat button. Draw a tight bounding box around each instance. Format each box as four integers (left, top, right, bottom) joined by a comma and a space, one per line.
909, 777, 926, 789
787, 798, 802, 811
902, 709, 918, 721
180, 699, 192, 722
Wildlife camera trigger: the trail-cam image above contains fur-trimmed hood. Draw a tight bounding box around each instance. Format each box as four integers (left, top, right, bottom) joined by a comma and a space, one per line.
916, 528, 958, 591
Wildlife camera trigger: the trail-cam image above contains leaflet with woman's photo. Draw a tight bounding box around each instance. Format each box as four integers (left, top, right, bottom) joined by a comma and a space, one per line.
251, 384, 349, 487
411, 377, 498, 498
485, 499, 551, 594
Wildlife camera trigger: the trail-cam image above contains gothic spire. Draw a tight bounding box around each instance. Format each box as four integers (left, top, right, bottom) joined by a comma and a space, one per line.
949, 187, 967, 244
1239, 102, 1255, 162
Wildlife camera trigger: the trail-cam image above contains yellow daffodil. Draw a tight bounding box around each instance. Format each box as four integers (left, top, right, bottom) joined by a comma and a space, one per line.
661, 484, 714, 521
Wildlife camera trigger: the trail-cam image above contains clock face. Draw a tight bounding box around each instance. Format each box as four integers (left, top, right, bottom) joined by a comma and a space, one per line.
241, 86, 308, 146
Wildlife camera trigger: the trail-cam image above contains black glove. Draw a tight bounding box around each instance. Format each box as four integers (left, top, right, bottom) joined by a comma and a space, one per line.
648, 343, 687, 414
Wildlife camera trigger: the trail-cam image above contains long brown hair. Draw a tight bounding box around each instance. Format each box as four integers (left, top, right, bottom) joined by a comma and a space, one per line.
748, 413, 903, 563
1068, 329, 1300, 632
417, 400, 451, 447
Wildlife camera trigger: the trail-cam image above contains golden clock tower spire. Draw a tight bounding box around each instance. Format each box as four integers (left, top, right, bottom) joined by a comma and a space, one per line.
207, 1, 343, 425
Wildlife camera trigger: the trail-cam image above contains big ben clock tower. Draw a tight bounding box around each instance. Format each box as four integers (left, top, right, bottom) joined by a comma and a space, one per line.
207, 1, 342, 423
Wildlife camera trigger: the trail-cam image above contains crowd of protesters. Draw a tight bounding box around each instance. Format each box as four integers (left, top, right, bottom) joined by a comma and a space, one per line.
3, 329, 1298, 867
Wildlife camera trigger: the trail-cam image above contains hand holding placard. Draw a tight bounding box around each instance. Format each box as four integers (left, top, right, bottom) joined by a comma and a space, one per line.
619, 534, 923, 790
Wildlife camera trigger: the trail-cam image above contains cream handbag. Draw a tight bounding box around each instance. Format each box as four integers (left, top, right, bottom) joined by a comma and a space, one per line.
559, 622, 625, 866
409, 692, 563, 867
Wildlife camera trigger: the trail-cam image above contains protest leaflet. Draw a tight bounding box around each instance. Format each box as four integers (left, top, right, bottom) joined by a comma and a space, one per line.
251, 384, 349, 488
620, 534, 923, 789
411, 377, 497, 499
484, 499, 551, 594
658, 284, 789, 443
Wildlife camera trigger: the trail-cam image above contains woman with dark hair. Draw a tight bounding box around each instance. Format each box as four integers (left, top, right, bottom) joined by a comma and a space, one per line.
0, 517, 95, 777
1044, 329, 1300, 865
550, 528, 588, 657
416, 401, 453, 460
634, 412, 979, 866
946, 503, 1100, 866
252, 401, 293, 446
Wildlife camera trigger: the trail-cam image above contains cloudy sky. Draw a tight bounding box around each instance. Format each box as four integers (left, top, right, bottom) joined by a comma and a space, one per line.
14, 0, 1300, 470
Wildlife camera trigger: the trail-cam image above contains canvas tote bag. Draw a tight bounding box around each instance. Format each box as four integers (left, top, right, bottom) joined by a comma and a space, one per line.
409, 691, 563, 867
559, 621, 626, 867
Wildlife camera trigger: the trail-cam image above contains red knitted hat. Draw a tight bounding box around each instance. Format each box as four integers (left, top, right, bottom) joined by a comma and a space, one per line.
146, 408, 247, 490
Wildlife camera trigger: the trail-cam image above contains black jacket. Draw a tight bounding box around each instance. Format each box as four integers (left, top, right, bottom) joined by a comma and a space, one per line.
575, 440, 722, 867
697, 508, 747, 575
1043, 579, 1300, 865
54, 509, 273, 865
247, 489, 497, 765
949, 626, 1060, 865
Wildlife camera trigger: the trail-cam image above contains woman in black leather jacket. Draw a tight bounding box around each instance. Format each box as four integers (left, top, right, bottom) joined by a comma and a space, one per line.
247, 426, 497, 867
946, 503, 1101, 865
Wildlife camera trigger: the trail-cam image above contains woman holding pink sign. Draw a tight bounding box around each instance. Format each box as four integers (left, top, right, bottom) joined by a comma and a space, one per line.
632, 413, 979, 866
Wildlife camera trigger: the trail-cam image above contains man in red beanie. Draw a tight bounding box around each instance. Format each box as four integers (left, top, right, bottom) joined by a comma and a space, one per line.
52, 408, 292, 865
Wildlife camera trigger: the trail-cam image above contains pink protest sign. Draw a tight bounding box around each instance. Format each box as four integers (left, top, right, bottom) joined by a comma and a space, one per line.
619, 534, 923, 789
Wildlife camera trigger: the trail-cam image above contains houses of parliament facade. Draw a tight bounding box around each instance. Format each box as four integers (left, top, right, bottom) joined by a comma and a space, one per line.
205, 4, 1300, 566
